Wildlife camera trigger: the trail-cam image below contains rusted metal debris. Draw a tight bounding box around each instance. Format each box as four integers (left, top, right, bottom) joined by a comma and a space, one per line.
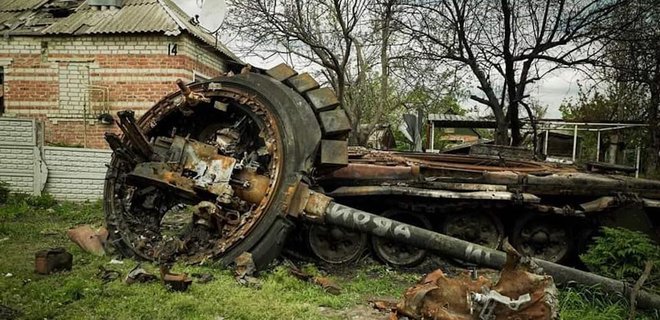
234, 252, 259, 286
96, 266, 121, 283
124, 265, 157, 284
35, 248, 72, 274
391, 246, 557, 320
160, 266, 193, 292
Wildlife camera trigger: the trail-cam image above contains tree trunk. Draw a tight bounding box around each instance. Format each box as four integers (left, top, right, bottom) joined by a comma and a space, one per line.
508, 102, 522, 146
495, 122, 509, 145
645, 86, 659, 175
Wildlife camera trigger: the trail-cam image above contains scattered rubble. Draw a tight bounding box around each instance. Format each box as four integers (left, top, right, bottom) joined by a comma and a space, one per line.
124, 264, 158, 284
234, 252, 259, 287
35, 248, 72, 274
96, 266, 121, 283
382, 245, 557, 320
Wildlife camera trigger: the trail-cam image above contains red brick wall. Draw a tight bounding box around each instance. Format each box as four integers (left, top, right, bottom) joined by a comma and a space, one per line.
0, 34, 228, 148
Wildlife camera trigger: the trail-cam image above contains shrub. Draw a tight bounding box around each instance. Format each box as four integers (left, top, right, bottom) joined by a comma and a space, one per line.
0, 180, 8, 204
580, 227, 660, 287
24, 193, 57, 209
0, 192, 58, 219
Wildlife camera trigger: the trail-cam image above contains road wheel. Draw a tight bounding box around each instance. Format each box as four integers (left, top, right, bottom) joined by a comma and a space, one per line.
510, 213, 575, 263
371, 210, 432, 267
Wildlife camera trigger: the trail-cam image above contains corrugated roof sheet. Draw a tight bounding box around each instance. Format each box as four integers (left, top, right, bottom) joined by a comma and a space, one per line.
1, 0, 237, 61
44, 2, 179, 34
41, 0, 238, 60
0, 0, 48, 12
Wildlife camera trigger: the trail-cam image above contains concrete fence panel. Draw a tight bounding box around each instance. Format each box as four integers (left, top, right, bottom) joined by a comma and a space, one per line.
43, 146, 112, 201
0, 118, 47, 195
0, 117, 111, 201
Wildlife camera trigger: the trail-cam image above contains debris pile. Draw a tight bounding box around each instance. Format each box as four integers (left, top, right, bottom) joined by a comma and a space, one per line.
381, 245, 558, 320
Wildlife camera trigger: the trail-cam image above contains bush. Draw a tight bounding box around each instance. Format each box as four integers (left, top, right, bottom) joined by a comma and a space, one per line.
0, 192, 58, 220
580, 227, 660, 287
0, 180, 8, 204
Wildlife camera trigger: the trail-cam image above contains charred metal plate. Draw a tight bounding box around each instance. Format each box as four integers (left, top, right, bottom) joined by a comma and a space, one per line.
265, 63, 297, 81
319, 108, 351, 136
306, 88, 340, 112
286, 73, 320, 93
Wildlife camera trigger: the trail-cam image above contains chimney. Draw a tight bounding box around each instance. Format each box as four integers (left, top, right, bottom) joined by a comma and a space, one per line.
87, 0, 123, 9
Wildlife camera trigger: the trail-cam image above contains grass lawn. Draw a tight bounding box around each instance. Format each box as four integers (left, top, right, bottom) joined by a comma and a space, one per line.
0, 195, 654, 320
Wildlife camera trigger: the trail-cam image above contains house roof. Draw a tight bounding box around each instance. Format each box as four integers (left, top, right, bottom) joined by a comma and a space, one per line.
0, 0, 239, 61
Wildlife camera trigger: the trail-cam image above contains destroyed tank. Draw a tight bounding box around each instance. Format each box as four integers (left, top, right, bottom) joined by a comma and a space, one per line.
103, 62, 660, 272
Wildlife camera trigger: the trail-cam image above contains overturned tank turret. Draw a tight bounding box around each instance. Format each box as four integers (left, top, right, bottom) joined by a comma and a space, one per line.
104, 64, 350, 267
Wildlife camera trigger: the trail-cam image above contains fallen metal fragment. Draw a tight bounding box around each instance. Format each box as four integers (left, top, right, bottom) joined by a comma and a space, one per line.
234, 252, 259, 286
369, 298, 398, 312
124, 264, 157, 284
394, 247, 557, 320
160, 266, 193, 292
96, 266, 120, 283
35, 248, 72, 274
67, 225, 107, 256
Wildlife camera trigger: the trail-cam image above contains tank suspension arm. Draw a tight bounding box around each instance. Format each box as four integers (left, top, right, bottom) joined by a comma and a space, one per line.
299, 192, 660, 310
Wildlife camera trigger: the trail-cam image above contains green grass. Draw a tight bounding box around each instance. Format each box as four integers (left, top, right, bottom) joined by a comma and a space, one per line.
0, 195, 657, 319
0, 195, 414, 320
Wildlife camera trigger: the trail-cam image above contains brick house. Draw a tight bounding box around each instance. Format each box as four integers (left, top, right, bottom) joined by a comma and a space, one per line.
0, 0, 237, 148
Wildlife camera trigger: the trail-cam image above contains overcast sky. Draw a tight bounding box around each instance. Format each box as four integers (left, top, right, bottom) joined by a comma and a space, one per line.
531, 69, 585, 118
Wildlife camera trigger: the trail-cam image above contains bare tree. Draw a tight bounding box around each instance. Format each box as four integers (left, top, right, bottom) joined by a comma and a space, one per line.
602, 0, 660, 174
399, 0, 628, 145
224, 0, 408, 145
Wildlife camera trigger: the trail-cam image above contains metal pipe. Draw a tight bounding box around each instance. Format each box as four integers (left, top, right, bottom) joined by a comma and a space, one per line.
531, 120, 648, 127
636, 146, 641, 178
543, 130, 549, 156
572, 125, 578, 162
596, 130, 601, 162
430, 121, 435, 152
321, 202, 660, 310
